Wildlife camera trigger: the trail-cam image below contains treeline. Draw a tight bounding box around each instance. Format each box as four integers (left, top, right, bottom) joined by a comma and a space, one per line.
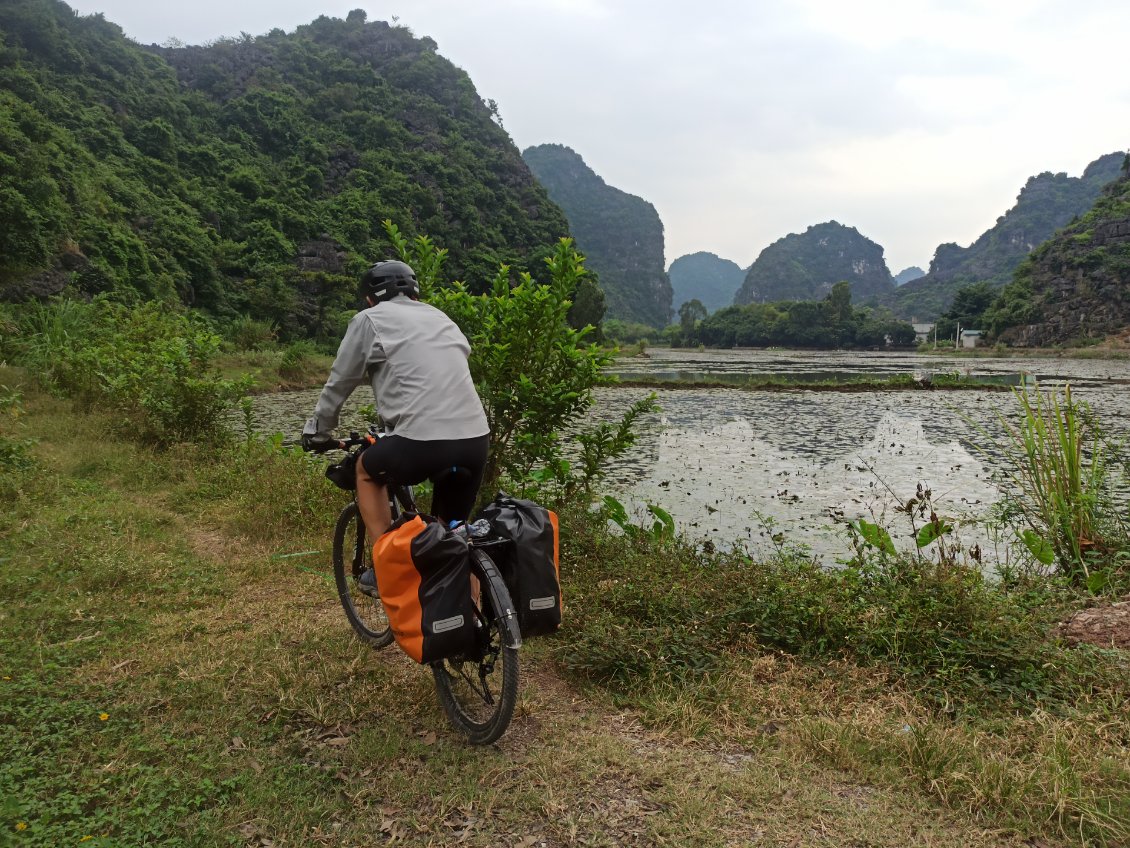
0, 1, 569, 343
672, 282, 916, 349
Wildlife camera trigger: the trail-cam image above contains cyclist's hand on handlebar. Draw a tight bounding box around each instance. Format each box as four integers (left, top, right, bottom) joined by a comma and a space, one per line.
301, 433, 344, 453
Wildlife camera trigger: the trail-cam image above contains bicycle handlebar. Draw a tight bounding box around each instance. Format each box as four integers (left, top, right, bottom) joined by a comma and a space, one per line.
303, 430, 379, 453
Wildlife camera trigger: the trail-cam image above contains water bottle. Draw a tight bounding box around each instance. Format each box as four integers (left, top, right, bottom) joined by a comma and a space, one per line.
449, 518, 491, 540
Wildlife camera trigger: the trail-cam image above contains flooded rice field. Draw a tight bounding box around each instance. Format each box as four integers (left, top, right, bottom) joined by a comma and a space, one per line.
250, 348, 1130, 567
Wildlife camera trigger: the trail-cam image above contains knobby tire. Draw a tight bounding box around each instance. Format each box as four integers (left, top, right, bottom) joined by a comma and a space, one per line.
331, 501, 394, 648
431, 548, 520, 745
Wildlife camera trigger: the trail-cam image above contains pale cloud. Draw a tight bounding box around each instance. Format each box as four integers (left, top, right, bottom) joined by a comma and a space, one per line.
64, 0, 1130, 273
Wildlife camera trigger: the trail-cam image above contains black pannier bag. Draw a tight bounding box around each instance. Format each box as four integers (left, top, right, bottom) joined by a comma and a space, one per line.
475, 494, 561, 637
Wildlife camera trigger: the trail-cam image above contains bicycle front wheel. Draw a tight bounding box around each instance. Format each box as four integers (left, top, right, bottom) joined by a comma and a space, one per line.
432, 548, 520, 745
332, 502, 394, 648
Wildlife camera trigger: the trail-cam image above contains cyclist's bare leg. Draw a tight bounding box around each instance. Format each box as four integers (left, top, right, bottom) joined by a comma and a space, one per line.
356, 459, 391, 540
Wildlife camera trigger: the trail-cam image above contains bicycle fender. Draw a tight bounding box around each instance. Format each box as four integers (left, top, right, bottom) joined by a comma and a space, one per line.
474, 550, 523, 649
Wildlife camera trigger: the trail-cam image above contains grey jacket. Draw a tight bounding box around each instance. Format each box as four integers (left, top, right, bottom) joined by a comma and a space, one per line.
303, 296, 489, 442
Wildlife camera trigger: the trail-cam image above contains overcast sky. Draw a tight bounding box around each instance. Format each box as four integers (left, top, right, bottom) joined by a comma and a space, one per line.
68, 0, 1130, 273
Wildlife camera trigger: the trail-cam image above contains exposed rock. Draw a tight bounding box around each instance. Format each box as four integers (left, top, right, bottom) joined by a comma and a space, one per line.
294, 237, 348, 274
1056, 601, 1130, 650
0, 249, 90, 301
0, 268, 70, 301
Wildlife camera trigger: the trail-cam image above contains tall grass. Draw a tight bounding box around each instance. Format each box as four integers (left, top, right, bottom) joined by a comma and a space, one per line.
5, 298, 247, 445
995, 384, 1119, 582
2, 298, 94, 391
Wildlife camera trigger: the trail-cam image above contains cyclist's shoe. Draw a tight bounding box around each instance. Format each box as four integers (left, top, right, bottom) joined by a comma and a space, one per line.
357, 567, 378, 598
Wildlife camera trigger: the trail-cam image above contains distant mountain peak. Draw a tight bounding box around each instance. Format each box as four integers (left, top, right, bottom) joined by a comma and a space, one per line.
668, 252, 745, 314
894, 266, 925, 286
523, 144, 672, 327
734, 220, 894, 305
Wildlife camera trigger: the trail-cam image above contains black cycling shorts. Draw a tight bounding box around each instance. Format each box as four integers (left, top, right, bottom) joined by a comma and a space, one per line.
360, 433, 489, 523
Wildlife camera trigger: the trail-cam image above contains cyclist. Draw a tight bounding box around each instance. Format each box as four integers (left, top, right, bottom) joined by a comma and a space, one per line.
301, 260, 490, 575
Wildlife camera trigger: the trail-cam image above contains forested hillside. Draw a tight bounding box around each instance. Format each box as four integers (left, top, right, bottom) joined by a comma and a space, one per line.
987, 158, 1130, 346
522, 143, 673, 328
733, 221, 894, 305
668, 251, 745, 314
888, 152, 1123, 320
0, 1, 570, 340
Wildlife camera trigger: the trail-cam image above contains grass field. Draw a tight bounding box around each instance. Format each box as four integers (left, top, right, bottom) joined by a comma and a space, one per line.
2, 369, 1128, 847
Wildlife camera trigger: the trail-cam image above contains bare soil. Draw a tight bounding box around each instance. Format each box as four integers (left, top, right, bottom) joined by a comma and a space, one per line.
1057, 599, 1130, 650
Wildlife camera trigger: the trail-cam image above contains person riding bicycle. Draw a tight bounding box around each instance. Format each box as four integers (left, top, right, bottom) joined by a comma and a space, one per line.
301, 259, 490, 566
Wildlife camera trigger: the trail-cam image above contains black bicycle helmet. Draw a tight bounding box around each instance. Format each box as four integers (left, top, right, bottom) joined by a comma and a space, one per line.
359, 260, 419, 304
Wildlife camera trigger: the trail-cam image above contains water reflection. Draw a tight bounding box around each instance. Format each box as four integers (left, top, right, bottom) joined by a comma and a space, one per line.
246, 349, 1129, 567
610, 347, 1130, 388
616, 410, 1000, 564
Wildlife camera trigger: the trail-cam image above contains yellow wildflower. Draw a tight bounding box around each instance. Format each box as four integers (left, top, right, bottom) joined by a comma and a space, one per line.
15, 822, 28, 831
99, 713, 109, 721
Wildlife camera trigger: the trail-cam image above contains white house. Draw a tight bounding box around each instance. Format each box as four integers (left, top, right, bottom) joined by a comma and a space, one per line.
960, 329, 983, 349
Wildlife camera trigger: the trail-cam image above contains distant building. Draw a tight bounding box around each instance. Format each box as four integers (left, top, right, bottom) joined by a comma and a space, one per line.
912, 322, 935, 344
960, 329, 983, 349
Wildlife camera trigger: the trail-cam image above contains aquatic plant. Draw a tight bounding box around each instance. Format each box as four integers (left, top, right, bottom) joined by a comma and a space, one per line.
986, 384, 1122, 585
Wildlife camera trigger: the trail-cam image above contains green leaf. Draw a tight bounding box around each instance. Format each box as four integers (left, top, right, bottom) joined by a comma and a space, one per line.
646, 503, 675, 541
915, 519, 952, 549
1020, 529, 1055, 564
1086, 569, 1110, 594
602, 495, 629, 530
853, 519, 896, 555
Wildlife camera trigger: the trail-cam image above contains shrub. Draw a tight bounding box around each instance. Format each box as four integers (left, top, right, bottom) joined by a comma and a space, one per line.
13, 298, 246, 446
278, 339, 320, 382
967, 383, 1129, 588
224, 314, 278, 351
384, 220, 655, 497
554, 502, 1117, 712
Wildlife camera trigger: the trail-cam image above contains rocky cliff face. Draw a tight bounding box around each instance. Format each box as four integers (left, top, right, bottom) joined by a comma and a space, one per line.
521, 144, 673, 328
993, 166, 1130, 347
733, 221, 894, 305
889, 152, 1124, 320
668, 252, 746, 313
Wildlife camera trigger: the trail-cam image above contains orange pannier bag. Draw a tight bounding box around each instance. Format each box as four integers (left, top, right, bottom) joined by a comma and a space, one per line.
372, 513, 476, 664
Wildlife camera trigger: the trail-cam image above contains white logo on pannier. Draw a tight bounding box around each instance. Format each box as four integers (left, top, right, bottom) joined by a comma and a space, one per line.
529, 596, 556, 611
432, 615, 465, 633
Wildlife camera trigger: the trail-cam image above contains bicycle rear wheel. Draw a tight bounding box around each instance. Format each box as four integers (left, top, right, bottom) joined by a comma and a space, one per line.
432, 548, 521, 745
332, 502, 394, 648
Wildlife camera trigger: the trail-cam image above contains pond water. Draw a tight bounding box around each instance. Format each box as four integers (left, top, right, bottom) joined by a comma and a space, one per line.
247, 348, 1130, 567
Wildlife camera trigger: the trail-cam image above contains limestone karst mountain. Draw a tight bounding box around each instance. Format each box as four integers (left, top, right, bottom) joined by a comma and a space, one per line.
668, 252, 746, 314
987, 158, 1130, 346
733, 221, 895, 306
888, 152, 1124, 320
0, 0, 570, 338
522, 143, 673, 328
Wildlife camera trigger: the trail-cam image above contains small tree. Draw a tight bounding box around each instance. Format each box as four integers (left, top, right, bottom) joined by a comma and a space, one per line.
383, 220, 654, 497
678, 298, 707, 333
